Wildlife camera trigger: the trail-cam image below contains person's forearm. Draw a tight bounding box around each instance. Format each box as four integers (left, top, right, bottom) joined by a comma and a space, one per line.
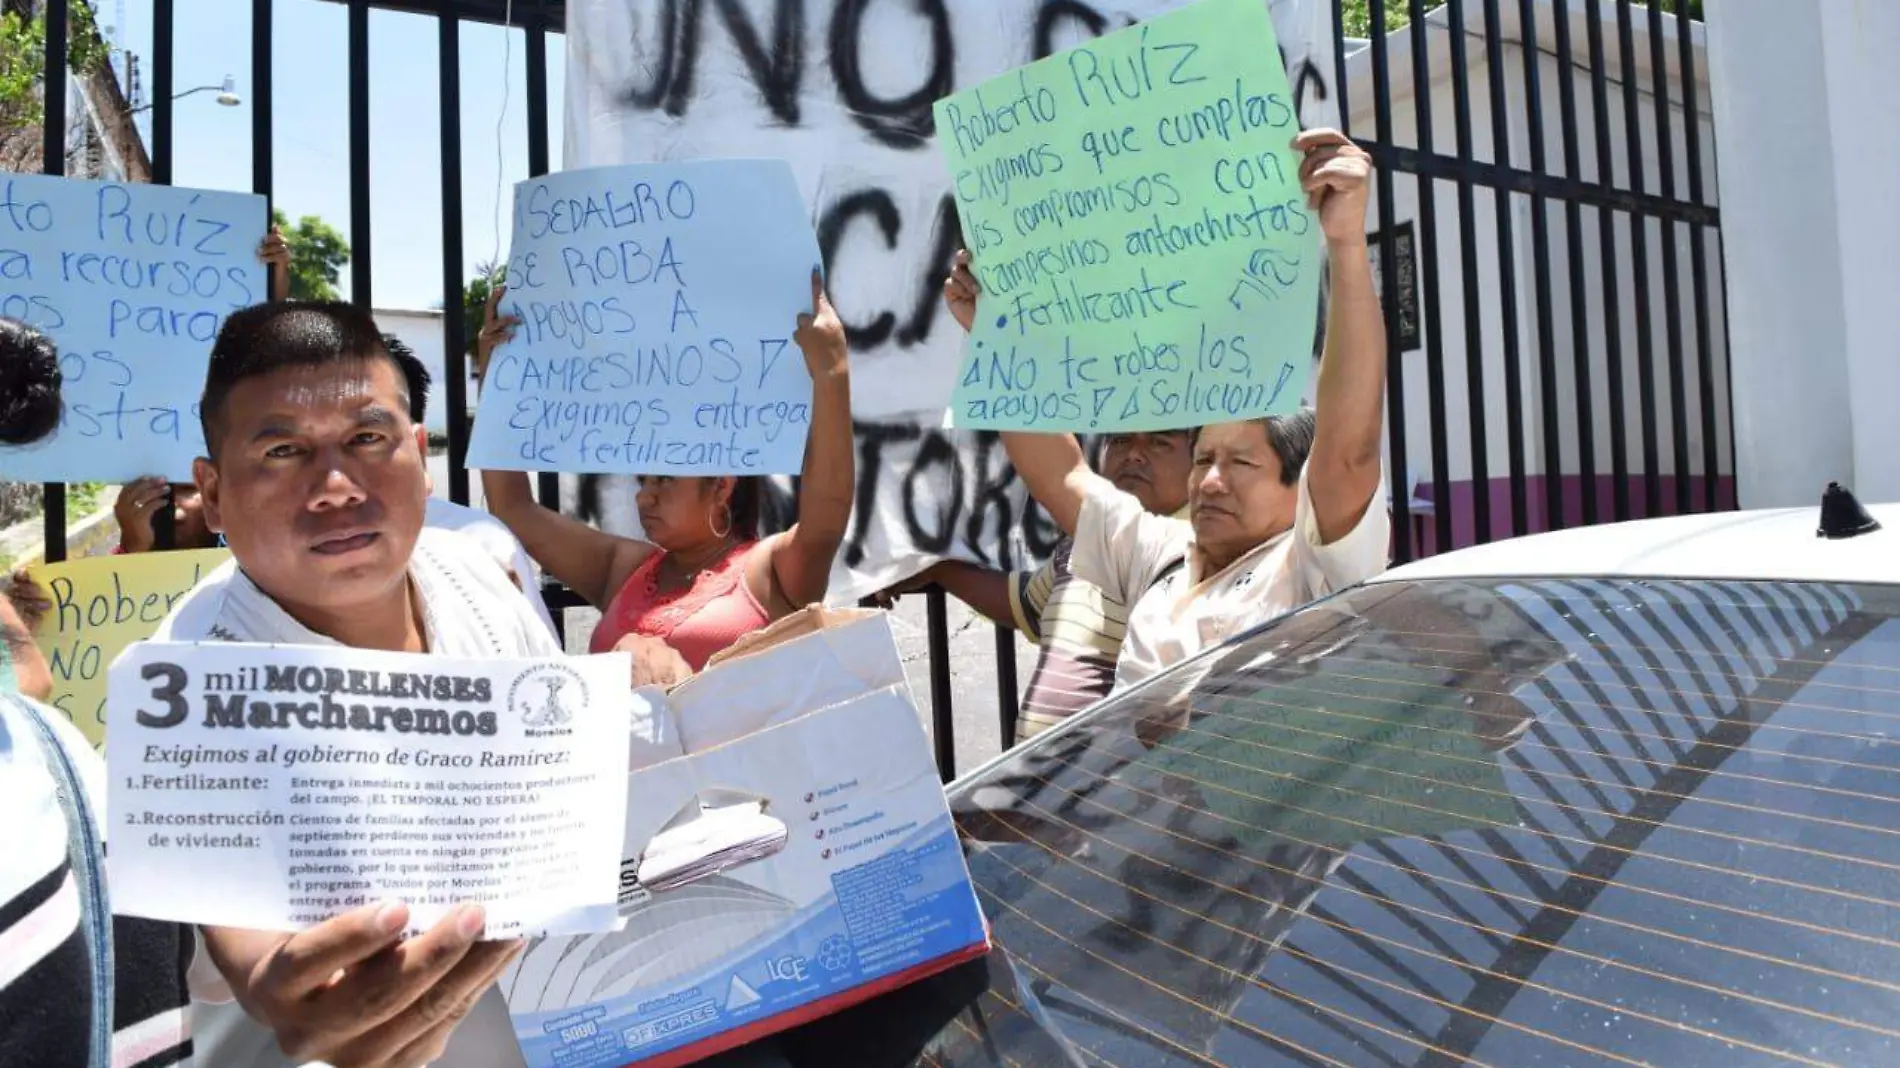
998, 431, 1091, 535
926, 561, 1016, 628
794, 367, 854, 548
1307, 236, 1387, 540
771, 365, 855, 608
480, 467, 538, 526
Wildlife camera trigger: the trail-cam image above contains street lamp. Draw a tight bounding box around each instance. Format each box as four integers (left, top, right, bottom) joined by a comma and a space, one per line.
131, 75, 241, 112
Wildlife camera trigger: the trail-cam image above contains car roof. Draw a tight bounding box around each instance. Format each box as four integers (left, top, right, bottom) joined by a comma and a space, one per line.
1374, 501, 1900, 586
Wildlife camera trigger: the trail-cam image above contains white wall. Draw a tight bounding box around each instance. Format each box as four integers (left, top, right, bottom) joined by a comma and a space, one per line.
1705, 1, 1847, 508
1818, 0, 1900, 505
1344, 1, 1727, 511
373, 307, 455, 434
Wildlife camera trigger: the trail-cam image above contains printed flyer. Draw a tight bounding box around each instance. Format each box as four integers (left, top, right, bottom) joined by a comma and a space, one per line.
105, 640, 634, 939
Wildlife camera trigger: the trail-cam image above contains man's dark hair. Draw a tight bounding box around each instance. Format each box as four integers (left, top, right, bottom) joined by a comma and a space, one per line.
1262, 408, 1318, 487
383, 335, 431, 425
199, 301, 403, 457
0, 318, 63, 446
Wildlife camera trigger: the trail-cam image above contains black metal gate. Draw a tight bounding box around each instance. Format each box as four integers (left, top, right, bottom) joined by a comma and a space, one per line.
15, 0, 1729, 779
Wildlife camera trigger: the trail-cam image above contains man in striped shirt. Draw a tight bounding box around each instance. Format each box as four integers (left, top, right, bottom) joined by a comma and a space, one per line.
881, 430, 1193, 744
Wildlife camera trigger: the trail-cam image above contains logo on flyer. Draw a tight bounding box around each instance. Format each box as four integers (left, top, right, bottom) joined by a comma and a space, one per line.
507, 663, 585, 736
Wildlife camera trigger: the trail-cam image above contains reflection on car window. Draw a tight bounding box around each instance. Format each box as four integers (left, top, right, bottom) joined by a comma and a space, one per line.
910, 577, 1900, 1068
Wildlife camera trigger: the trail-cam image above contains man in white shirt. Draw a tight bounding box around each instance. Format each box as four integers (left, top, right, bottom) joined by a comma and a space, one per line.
160, 300, 553, 1068
379, 333, 560, 641
948, 128, 1391, 690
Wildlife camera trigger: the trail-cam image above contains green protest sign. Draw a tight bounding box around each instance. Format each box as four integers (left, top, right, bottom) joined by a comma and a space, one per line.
932, 0, 1320, 432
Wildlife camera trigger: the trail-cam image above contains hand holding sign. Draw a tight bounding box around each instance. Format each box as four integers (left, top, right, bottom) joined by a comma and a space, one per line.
1295, 128, 1374, 245
794, 268, 848, 382
943, 249, 980, 334
473, 283, 518, 383
256, 223, 290, 302
205, 902, 522, 1068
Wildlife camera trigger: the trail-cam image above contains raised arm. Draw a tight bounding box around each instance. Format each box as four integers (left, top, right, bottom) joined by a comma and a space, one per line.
943, 249, 1095, 534
474, 287, 655, 609
1295, 129, 1386, 544
764, 271, 854, 609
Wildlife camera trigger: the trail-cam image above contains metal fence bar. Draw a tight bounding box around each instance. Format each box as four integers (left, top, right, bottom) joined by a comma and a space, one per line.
926, 587, 955, 783
1551, 0, 1597, 526
39, 0, 66, 172
1517, 0, 1561, 533
1583, 0, 1629, 522
1444, 0, 1492, 545
1330, 0, 1350, 135
436, 1, 470, 506
253, 0, 273, 209
1648, 1, 1688, 515
1615, 0, 1659, 518
1365, 0, 1413, 564
524, 23, 559, 512
993, 623, 1018, 750
151, 0, 172, 184
1369, 145, 1714, 224
349, 0, 373, 309
1481, 0, 1525, 537
39, 0, 68, 564
1409, 0, 1453, 554
146, 0, 177, 550
1676, 0, 1720, 513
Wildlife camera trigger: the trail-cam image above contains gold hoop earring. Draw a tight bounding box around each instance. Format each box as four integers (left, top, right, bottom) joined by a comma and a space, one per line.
710, 502, 733, 540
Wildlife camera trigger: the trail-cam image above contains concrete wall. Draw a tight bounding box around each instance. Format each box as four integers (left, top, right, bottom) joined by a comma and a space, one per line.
1707, 0, 1900, 507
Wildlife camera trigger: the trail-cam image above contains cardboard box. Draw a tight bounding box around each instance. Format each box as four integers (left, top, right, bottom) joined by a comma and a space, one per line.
503, 609, 990, 1067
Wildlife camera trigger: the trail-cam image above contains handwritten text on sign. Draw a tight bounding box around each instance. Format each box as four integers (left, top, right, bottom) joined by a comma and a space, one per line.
468, 160, 823, 476
25, 548, 229, 749
0, 175, 266, 481
933, 0, 1319, 432
106, 641, 633, 938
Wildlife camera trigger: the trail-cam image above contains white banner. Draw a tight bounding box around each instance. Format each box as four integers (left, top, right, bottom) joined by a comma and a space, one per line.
565, 0, 1337, 599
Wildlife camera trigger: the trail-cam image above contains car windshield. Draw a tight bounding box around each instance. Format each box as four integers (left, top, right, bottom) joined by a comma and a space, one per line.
741, 576, 1900, 1067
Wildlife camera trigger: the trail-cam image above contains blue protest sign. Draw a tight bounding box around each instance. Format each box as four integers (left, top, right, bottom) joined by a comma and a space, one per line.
468, 159, 824, 476
0, 175, 267, 482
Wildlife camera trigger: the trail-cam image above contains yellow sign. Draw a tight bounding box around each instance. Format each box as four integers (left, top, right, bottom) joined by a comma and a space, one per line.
24, 549, 229, 746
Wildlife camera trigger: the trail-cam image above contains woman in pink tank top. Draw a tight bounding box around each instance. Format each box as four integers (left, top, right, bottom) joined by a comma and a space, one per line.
471, 272, 856, 680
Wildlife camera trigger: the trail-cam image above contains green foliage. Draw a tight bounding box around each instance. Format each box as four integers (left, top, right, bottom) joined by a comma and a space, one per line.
0, 14, 39, 131
1337, 0, 1418, 37
65, 480, 105, 516
66, 2, 108, 77
462, 261, 503, 357
0, 2, 111, 133
271, 208, 351, 302
1338, 0, 1701, 40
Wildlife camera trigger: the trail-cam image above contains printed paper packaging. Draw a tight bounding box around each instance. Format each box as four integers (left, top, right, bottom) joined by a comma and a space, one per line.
503, 608, 991, 1067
